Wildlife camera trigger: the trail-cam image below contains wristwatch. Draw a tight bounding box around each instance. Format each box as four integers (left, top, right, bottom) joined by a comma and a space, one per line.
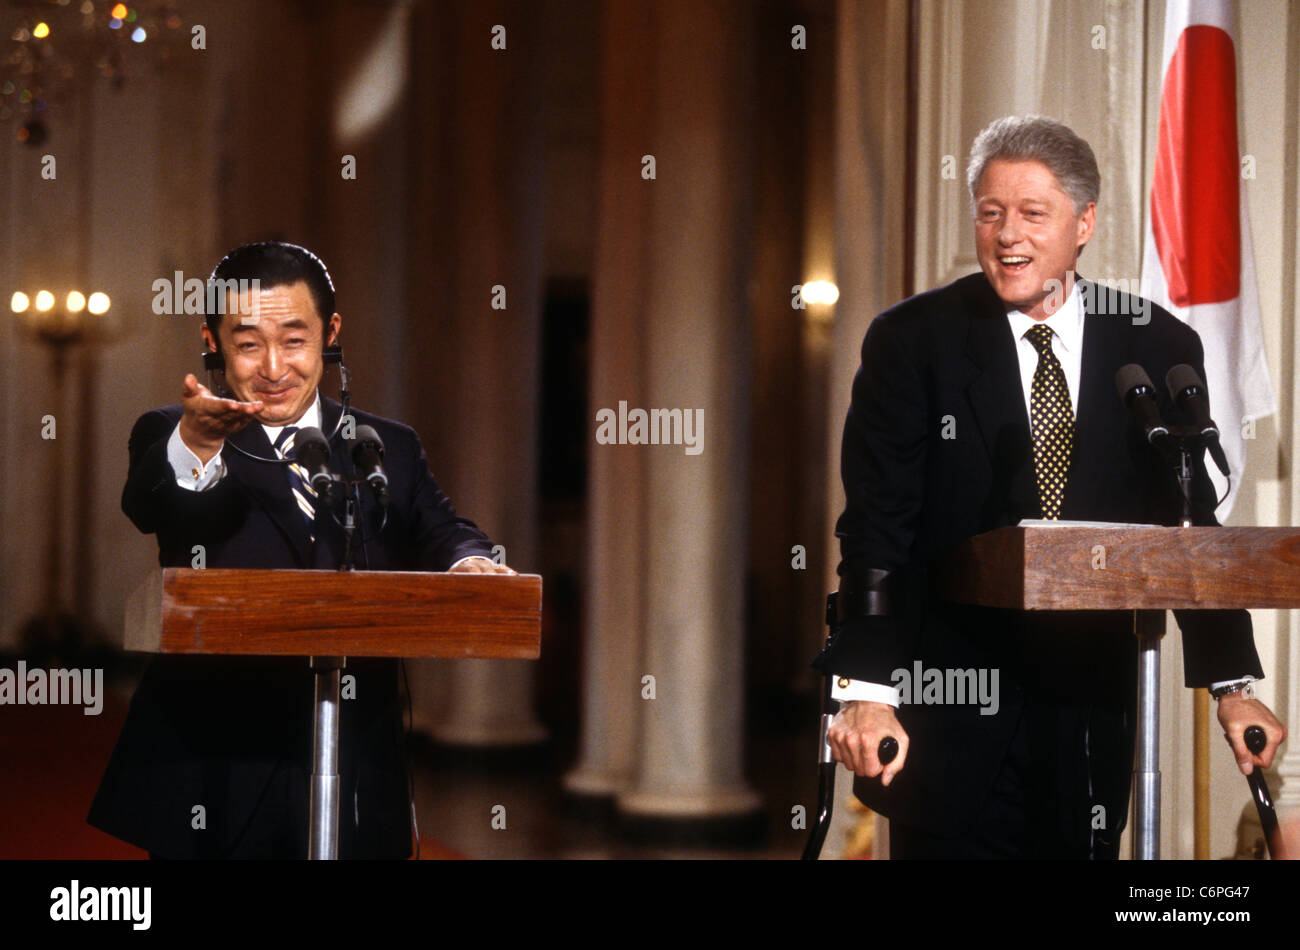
1209, 680, 1255, 700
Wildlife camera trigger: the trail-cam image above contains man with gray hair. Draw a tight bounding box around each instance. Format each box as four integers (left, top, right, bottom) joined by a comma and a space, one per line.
816, 115, 1285, 858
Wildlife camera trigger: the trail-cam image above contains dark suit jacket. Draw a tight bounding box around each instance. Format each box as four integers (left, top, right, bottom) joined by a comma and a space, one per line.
89, 395, 494, 858
815, 272, 1263, 839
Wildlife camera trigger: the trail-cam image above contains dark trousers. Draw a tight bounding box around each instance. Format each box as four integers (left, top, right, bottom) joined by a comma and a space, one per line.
150, 763, 306, 859
151, 758, 411, 860
889, 699, 1131, 860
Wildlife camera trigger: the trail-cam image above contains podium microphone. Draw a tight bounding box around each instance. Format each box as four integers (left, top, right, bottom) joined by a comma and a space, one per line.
1115, 364, 1170, 450
1166, 364, 1231, 477
349, 425, 389, 507
294, 426, 335, 501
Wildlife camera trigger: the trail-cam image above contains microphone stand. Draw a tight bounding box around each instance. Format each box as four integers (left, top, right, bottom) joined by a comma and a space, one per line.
340, 479, 359, 572
1153, 425, 1207, 528
1173, 435, 1195, 528
307, 473, 367, 858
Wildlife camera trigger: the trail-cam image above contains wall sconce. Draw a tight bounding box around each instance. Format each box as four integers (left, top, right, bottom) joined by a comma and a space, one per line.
11, 287, 112, 344
801, 279, 839, 329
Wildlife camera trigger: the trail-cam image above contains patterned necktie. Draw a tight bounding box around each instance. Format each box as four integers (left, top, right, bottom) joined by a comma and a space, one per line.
1025, 322, 1074, 520
272, 426, 318, 532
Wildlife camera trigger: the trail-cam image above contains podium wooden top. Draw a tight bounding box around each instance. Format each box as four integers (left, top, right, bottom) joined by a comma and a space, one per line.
125, 568, 542, 658
932, 525, 1300, 611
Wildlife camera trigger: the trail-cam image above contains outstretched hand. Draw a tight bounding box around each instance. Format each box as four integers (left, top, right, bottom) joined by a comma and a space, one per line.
177, 373, 263, 463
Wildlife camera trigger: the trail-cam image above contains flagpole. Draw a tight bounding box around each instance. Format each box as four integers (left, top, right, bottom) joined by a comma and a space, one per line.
1195, 688, 1211, 858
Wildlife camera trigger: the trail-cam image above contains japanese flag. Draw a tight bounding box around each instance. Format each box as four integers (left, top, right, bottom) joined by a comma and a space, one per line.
1140, 0, 1276, 519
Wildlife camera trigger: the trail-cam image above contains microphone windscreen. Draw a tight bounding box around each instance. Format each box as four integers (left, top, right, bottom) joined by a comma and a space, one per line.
294, 426, 331, 466
351, 424, 384, 456
1164, 363, 1204, 402
1115, 363, 1155, 402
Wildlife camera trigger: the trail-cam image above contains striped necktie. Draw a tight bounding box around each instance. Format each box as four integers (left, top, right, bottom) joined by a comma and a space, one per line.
272, 426, 318, 533
1025, 322, 1075, 520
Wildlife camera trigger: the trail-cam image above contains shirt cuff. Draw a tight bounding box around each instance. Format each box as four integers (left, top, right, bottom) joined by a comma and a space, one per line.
168, 424, 226, 491
448, 555, 495, 571
830, 677, 901, 707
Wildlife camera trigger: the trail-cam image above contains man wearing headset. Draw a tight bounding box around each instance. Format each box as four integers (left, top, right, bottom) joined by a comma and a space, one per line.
89, 242, 513, 859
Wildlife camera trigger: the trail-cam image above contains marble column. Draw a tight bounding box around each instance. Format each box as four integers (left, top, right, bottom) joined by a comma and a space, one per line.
401, 0, 548, 747
613, 0, 762, 831
562, 0, 653, 800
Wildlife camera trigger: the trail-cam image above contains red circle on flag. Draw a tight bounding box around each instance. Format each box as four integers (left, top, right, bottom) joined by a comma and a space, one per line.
1151, 25, 1240, 307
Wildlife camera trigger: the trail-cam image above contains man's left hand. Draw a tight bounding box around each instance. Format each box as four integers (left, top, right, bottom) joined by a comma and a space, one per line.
1217, 692, 1287, 774
448, 556, 517, 575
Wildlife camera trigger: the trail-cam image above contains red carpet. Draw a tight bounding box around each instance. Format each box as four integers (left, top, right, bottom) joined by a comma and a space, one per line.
0, 691, 146, 859
0, 687, 464, 859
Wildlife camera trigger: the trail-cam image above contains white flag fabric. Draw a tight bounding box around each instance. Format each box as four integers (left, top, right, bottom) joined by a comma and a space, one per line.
1140, 0, 1276, 520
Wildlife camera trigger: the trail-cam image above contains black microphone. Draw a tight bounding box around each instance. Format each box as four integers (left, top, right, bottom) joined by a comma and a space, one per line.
349, 424, 388, 506
1166, 364, 1231, 477
293, 426, 335, 500
1115, 364, 1170, 450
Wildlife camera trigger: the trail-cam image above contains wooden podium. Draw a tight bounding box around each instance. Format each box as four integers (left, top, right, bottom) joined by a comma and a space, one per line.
126, 568, 542, 859
933, 524, 1300, 859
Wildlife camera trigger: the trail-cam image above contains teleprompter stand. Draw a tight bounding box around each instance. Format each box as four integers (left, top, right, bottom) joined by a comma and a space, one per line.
932, 525, 1299, 859
126, 568, 542, 859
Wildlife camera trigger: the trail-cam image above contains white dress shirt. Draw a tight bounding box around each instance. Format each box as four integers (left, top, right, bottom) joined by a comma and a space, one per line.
1006, 281, 1084, 422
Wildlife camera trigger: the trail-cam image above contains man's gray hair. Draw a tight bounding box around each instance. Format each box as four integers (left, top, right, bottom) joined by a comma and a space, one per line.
966, 115, 1100, 215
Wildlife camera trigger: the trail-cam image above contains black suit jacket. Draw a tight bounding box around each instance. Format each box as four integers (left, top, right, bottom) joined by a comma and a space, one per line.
89, 395, 494, 858
815, 272, 1263, 838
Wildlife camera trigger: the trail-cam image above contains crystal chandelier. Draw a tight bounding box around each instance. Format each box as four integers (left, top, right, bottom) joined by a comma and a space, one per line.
2, 0, 189, 139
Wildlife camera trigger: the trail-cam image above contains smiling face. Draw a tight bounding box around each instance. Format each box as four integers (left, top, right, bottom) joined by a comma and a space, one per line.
202, 280, 341, 426
973, 158, 1095, 321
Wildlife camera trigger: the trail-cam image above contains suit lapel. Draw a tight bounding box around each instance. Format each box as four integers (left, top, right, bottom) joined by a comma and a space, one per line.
225, 412, 314, 567
960, 275, 1039, 521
